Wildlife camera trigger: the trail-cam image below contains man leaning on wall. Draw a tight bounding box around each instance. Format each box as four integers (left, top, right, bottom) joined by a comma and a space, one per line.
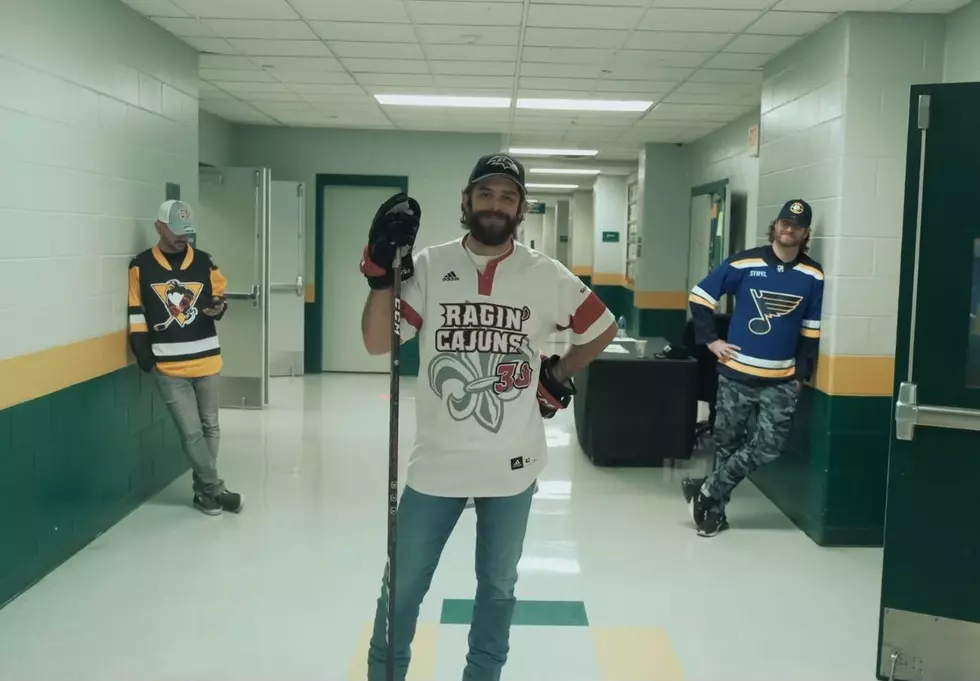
127, 200, 243, 516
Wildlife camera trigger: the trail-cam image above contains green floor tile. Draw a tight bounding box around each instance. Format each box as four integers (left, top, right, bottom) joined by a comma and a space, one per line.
440, 599, 589, 626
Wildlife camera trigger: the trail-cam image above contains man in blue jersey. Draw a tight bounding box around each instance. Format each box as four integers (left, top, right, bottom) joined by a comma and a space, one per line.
681, 199, 824, 537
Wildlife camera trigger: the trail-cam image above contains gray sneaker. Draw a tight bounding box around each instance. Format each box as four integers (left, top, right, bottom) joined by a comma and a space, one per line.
193, 493, 222, 516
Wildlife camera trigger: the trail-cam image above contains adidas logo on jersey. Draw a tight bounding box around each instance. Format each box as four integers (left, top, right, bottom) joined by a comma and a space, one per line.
442, 271, 459, 282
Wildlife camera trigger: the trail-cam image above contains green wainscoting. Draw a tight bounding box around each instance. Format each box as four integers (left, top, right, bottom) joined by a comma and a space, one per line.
593, 285, 634, 323
0, 365, 186, 609
750, 387, 891, 546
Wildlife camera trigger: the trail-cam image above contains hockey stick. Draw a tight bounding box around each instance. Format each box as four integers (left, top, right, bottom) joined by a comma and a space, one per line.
384, 244, 405, 681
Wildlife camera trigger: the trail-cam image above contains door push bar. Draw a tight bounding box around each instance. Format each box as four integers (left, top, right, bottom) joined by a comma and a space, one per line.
895, 381, 980, 441
270, 275, 304, 297
224, 284, 260, 307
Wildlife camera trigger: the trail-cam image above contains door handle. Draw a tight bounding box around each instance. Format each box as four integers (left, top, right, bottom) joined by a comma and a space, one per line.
224, 284, 260, 307
270, 275, 304, 296
895, 381, 980, 440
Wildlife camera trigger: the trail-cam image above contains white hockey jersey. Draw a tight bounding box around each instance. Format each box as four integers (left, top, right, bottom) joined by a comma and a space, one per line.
399, 235, 615, 498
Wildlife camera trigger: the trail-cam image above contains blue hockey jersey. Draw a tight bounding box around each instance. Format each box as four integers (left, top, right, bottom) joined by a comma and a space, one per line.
689, 245, 824, 384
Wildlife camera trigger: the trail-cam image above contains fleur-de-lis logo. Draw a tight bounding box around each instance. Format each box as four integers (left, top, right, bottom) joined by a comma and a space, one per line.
428, 345, 534, 433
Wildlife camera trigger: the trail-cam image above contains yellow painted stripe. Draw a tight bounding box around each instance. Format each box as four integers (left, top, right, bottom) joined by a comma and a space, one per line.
571, 265, 593, 277
635, 291, 689, 310
688, 293, 716, 310
593, 272, 628, 287
348, 622, 439, 681
815, 354, 894, 396
305, 282, 315, 303
0, 331, 130, 410
592, 626, 686, 681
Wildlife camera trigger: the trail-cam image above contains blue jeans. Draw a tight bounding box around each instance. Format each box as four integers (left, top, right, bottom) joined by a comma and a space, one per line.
367, 482, 535, 681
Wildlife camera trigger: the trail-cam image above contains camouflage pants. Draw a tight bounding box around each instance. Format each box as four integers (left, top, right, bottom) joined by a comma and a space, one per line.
703, 374, 801, 507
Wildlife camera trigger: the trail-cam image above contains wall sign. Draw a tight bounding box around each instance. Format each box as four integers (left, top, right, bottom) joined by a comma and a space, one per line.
602, 231, 620, 243
527, 202, 545, 214
748, 124, 760, 158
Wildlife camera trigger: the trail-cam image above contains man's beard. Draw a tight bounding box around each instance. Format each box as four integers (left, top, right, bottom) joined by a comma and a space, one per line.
464, 210, 520, 246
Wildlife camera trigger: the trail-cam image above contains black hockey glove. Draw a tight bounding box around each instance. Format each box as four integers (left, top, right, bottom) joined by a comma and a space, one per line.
360, 192, 421, 290
536, 354, 576, 419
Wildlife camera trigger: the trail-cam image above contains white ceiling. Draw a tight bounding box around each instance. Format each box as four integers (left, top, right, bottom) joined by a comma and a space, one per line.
121, 0, 970, 160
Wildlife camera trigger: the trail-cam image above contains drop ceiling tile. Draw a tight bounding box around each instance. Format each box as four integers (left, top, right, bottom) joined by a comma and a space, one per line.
179, 37, 240, 52
359, 84, 512, 96
610, 50, 714, 69
594, 79, 680, 93
199, 55, 258, 69
687, 68, 764, 83
662, 92, 754, 105
268, 70, 356, 84
226, 39, 334, 56
328, 42, 427, 59
152, 17, 216, 36
898, 0, 974, 11
745, 10, 837, 35
199, 68, 276, 82
521, 47, 614, 65
520, 63, 605, 79
624, 30, 734, 51
725, 34, 800, 53
601, 64, 697, 81
434, 75, 514, 88
170, 0, 299, 19
200, 19, 317, 39
651, 0, 773, 7
303, 94, 376, 104
289, 83, 368, 94
526, 4, 646, 29
424, 44, 519, 61
640, 8, 763, 32
517, 89, 601, 99
208, 80, 293, 93
310, 22, 418, 43
523, 28, 628, 49
120, 0, 189, 17
237, 92, 309, 101
341, 58, 432, 75
675, 81, 760, 95
408, 1, 524, 25
771, 0, 904, 10
703, 52, 771, 69
416, 25, 520, 46
519, 77, 600, 91
249, 56, 343, 70
287, 0, 410, 22
430, 61, 516, 76
356, 73, 436, 86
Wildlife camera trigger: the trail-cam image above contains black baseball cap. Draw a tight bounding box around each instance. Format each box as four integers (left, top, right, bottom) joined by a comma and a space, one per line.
467, 153, 527, 196
777, 199, 813, 227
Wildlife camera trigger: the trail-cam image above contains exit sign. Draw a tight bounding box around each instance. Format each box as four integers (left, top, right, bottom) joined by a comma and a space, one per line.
602, 231, 620, 243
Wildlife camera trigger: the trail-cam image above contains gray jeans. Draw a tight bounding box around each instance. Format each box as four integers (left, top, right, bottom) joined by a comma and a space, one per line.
153, 369, 225, 497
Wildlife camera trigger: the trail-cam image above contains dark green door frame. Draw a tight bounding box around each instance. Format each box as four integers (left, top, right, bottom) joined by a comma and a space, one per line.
305, 174, 408, 374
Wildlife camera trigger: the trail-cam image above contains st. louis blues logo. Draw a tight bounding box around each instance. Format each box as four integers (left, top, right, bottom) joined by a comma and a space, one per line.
748, 289, 803, 335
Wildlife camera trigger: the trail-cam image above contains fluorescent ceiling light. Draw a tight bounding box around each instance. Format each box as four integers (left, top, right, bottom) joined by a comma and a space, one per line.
516, 98, 652, 112
509, 148, 599, 157
529, 168, 601, 175
526, 183, 579, 190
374, 94, 510, 108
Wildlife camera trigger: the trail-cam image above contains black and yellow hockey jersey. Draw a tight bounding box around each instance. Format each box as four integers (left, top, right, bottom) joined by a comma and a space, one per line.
128, 245, 228, 378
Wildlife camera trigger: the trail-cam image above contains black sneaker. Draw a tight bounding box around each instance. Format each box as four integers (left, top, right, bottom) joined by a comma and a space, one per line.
215, 490, 244, 513
194, 493, 222, 516
697, 508, 729, 537
681, 477, 707, 524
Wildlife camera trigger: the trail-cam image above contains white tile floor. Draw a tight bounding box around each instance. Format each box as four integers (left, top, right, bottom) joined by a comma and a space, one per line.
0, 373, 884, 681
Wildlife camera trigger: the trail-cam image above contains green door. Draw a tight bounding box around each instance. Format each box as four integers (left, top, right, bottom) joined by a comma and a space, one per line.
878, 83, 980, 680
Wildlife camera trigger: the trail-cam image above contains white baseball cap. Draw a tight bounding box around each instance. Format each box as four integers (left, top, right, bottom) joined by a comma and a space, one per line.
157, 200, 195, 234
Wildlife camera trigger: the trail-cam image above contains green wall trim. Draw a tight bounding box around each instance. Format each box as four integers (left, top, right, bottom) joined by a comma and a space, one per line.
594, 285, 633, 324
0, 365, 186, 609
750, 388, 891, 547
309, 174, 418, 376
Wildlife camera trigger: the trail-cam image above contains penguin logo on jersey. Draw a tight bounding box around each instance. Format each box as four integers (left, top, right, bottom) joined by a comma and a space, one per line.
748, 289, 803, 335
151, 279, 203, 331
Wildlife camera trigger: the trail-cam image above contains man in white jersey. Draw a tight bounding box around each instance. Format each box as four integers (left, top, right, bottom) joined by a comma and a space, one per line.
359, 153, 618, 680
